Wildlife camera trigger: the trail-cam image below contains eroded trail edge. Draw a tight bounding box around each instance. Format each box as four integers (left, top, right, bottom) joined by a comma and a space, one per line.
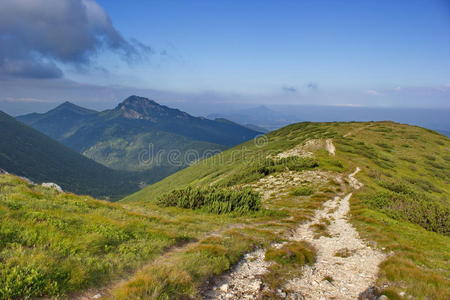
203, 168, 386, 300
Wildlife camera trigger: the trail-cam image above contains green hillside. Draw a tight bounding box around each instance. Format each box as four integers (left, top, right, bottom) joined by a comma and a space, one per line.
1, 121, 449, 299
0, 111, 139, 199
122, 121, 449, 299
17, 96, 259, 172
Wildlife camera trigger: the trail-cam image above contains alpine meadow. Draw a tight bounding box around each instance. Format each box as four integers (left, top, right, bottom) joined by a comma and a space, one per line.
1, 0, 449, 299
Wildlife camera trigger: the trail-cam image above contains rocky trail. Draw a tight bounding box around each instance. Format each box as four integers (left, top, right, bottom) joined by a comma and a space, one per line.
202, 166, 386, 300
76, 139, 386, 300
285, 169, 386, 299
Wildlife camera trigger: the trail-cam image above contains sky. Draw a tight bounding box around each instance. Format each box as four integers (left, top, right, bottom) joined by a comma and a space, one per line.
0, 0, 449, 114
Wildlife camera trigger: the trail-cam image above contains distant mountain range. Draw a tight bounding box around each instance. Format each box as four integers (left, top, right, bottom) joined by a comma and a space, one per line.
207, 105, 290, 131
17, 96, 260, 172
208, 105, 450, 137
0, 110, 140, 199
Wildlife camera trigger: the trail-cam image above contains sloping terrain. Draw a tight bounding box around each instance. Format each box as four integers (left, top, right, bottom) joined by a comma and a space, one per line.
16, 101, 98, 141
0, 111, 139, 198
120, 121, 449, 299
1, 121, 448, 299
17, 96, 258, 172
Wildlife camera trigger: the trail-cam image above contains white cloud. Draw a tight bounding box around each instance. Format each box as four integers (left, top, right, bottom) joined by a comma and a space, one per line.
0, 0, 151, 79
365, 90, 381, 96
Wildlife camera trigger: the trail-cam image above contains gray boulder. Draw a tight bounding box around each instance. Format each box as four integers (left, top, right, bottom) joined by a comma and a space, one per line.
42, 182, 64, 193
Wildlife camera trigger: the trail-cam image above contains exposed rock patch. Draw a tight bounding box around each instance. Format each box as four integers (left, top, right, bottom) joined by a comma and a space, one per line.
325, 139, 335, 156
275, 139, 336, 159
249, 170, 337, 200
202, 249, 272, 299
42, 182, 64, 193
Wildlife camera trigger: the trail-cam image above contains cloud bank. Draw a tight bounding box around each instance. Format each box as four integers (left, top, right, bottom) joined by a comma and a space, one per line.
0, 0, 150, 79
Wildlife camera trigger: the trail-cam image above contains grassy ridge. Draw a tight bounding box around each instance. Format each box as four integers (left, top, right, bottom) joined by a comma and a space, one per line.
124, 121, 450, 299
330, 122, 450, 299
2, 121, 449, 299
0, 174, 263, 299
123, 122, 337, 203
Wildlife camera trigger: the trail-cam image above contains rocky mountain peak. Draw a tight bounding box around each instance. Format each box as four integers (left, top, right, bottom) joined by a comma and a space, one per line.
116, 95, 189, 121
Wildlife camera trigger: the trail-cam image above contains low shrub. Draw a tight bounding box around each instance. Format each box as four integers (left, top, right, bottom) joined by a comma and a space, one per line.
404, 177, 442, 193
364, 181, 449, 234
157, 186, 262, 215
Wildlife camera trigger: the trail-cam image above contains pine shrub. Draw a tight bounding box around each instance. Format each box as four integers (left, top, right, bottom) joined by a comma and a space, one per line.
157, 186, 262, 215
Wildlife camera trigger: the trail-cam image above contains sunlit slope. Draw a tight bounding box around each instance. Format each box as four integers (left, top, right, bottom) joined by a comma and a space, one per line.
124, 121, 449, 212
0, 174, 243, 299
122, 121, 450, 299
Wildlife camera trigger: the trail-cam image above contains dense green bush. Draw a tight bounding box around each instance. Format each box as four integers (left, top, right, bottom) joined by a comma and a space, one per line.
157, 186, 262, 215
363, 180, 449, 235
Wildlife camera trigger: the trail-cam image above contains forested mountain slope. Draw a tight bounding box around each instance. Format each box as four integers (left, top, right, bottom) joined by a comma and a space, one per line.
0, 111, 139, 198
17, 96, 259, 172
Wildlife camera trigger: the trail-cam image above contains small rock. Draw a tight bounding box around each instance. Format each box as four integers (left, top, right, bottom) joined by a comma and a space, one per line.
399, 292, 406, 297
289, 293, 305, 300
92, 294, 102, 299
377, 296, 389, 300
42, 182, 63, 193
220, 284, 229, 292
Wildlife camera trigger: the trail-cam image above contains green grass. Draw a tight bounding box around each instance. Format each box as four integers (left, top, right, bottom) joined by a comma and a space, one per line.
0, 174, 263, 299
333, 122, 450, 299
121, 121, 449, 299
219, 156, 319, 187
265, 241, 316, 265
2, 121, 449, 299
0, 175, 177, 298
290, 185, 314, 196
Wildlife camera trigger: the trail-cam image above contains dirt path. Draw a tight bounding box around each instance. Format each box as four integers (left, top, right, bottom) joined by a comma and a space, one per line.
275, 139, 336, 159
202, 168, 386, 300
285, 177, 386, 299
72, 212, 297, 300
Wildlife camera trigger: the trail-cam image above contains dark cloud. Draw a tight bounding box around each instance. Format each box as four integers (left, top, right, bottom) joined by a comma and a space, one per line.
282, 86, 297, 93
0, 0, 151, 79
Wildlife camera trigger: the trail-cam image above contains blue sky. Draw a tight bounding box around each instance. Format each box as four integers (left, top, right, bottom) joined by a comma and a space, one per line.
0, 0, 449, 112
91, 0, 450, 91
